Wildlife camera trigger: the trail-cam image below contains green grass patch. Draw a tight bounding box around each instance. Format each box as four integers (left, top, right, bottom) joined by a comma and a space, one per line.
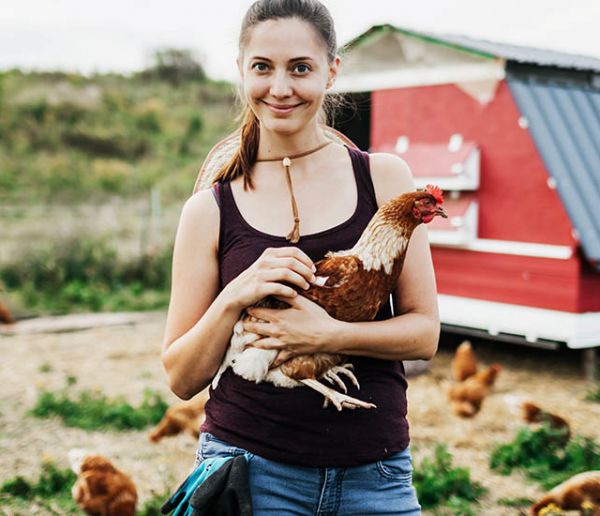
0, 460, 80, 513
413, 443, 486, 514
585, 383, 600, 402
496, 496, 535, 507
0, 234, 173, 314
29, 385, 168, 431
490, 423, 600, 490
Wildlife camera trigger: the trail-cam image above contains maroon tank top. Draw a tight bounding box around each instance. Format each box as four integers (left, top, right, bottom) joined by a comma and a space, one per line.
201, 145, 410, 467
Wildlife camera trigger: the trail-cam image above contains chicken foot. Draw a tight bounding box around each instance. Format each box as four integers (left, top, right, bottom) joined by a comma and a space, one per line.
300, 379, 377, 411
322, 364, 360, 394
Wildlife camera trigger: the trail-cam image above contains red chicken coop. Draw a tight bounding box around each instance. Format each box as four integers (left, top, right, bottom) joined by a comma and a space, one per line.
330, 25, 600, 379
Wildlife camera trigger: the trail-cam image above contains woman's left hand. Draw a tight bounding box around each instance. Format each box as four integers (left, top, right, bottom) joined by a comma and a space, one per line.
242, 294, 338, 363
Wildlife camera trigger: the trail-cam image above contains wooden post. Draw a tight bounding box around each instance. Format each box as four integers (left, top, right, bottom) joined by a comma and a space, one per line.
583, 348, 598, 383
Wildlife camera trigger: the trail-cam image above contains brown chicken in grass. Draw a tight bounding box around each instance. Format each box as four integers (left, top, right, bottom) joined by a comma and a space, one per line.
522, 401, 571, 445
148, 390, 209, 443
447, 364, 502, 417
69, 451, 137, 516
530, 471, 600, 515
451, 340, 478, 382
0, 300, 14, 324
212, 185, 447, 410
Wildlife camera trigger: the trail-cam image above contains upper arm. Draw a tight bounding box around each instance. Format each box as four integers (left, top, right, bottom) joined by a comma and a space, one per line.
369, 153, 440, 322
162, 188, 221, 352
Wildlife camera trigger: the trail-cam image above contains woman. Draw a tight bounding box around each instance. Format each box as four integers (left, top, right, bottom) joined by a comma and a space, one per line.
161, 0, 439, 513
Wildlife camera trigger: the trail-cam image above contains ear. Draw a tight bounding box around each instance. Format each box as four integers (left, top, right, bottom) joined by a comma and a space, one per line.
236, 57, 243, 79
326, 54, 341, 89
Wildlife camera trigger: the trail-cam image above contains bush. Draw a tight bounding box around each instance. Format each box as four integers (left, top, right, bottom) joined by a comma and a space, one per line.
0, 235, 173, 313
490, 423, 600, 489
413, 443, 486, 511
141, 48, 207, 85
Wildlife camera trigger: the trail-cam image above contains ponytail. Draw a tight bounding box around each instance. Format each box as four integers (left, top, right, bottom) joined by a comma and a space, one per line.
212, 104, 260, 191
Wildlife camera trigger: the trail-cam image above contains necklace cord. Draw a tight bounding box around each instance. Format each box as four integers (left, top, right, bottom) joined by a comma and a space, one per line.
256, 141, 332, 243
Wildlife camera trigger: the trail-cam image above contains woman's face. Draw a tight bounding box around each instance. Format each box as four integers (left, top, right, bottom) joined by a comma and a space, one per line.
237, 17, 339, 136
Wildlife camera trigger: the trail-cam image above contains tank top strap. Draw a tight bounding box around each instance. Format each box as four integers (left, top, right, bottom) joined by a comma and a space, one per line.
345, 145, 379, 213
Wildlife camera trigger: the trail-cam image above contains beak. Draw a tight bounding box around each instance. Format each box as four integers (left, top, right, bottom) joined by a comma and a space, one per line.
436, 206, 448, 218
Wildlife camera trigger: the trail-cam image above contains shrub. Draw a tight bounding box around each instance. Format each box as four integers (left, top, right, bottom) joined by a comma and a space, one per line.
490, 423, 600, 489
413, 443, 486, 511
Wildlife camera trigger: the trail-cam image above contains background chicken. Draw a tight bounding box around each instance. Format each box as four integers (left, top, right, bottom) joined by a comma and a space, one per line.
447, 364, 502, 418
451, 340, 478, 382
530, 471, 600, 515
69, 450, 137, 516
213, 185, 447, 410
522, 401, 571, 445
0, 300, 14, 324
148, 390, 208, 443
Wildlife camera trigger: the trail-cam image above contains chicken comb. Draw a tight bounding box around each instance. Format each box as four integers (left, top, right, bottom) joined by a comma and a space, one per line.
425, 184, 444, 204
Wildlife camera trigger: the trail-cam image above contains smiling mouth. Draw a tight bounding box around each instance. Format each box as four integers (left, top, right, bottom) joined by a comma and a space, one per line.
263, 101, 303, 113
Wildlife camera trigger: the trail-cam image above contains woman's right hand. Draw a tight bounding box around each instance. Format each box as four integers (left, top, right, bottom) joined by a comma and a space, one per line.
221, 247, 316, 312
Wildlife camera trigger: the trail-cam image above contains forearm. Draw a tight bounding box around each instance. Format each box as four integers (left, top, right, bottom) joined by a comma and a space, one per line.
161, 292, 242, 399
326, 311, 440, 361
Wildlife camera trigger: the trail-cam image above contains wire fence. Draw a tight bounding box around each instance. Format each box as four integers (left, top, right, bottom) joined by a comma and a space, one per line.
0, 188, 182, 266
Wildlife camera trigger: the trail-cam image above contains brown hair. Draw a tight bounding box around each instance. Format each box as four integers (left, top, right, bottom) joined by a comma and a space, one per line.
212, 0, 345, 190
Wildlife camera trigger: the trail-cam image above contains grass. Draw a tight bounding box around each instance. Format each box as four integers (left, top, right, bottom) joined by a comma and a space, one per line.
1, 234, 173, 314
585, 382, 600, 402
0, 460, 80, 514
0, 460, 174, 515
413, 443, 486, 514
29, 381, 169, 431
490, 422, 600, 489
0, 68, 237, 204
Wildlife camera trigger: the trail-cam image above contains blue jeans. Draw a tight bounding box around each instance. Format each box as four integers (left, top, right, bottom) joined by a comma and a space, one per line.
195, 432, 422, 515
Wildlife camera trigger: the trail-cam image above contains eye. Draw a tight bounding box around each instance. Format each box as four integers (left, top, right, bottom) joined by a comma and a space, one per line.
294, 63, 311, 74
252, 62, 269, 73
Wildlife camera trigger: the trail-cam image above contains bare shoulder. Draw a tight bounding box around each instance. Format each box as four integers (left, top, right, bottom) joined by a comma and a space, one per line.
368, 152, 415, 207
179, 187, 220, 252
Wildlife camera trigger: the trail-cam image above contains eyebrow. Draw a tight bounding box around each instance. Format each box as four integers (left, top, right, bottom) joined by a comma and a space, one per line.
249, 56, 315, 63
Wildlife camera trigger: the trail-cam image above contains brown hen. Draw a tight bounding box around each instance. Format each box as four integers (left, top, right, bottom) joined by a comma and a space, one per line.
447, 364, 502, 418
530, 471, 600, 515
215, 185, 447, 410
70, 452, 137, 516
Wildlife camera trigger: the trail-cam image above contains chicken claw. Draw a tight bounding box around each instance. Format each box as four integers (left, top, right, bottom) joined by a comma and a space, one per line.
300, 379, 376, 411
322, 364, 360, 393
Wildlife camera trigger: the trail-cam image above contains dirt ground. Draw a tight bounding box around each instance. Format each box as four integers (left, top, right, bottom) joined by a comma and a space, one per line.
1, 311, 598, 515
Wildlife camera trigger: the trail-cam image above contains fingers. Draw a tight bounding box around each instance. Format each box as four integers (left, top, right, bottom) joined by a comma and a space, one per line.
265, 247, 316, 285
248, 337, 285, 351
270, 350, 294, 369
269, 247, 315, 272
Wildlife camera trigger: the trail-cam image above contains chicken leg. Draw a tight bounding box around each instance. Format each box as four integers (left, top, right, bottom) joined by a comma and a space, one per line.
300, 379, 376, 411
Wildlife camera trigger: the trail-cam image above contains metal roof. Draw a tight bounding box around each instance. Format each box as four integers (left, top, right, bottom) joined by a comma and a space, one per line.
418, 31, 600, 73
507, 73, 600, 268
342, 24, 600, 73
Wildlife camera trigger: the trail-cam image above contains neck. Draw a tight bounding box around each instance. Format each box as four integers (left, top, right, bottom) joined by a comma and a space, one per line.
328, 212, 420, 275
257, 123, 327, 160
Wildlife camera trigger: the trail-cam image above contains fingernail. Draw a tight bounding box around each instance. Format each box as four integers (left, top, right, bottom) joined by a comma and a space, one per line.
312, 265, 317, 272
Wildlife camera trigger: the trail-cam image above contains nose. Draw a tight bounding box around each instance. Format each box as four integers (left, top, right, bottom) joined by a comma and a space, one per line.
269, 71, 293, 98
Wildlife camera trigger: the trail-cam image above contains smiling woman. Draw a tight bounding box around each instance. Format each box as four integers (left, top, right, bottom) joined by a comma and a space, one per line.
160, 0, 440, 514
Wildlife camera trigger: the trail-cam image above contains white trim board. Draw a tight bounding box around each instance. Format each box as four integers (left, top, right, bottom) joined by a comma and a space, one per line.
431, 238, 573, 259
438, 294, 600, 349
332, 63, 505, 93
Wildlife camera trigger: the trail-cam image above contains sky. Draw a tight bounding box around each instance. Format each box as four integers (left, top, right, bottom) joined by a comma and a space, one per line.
2, 0, 600, 81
